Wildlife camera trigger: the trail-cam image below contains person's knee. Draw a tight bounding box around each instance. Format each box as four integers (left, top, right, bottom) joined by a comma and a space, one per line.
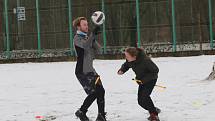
99, 89, 105, 99
138, 95, 148, 107
101, 87, 105, 95
137, 97, 143, 106
97, 85, 105, 95
96, 86, 105, 101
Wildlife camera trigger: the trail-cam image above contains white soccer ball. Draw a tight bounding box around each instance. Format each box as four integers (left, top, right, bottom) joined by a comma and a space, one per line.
91, 11, 105, 25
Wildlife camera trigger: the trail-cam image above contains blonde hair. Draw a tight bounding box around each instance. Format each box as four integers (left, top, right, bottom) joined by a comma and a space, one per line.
73, 17, 87, 28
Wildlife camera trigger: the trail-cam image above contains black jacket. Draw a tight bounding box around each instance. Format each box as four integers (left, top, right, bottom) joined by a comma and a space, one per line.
119, 49, 159, 83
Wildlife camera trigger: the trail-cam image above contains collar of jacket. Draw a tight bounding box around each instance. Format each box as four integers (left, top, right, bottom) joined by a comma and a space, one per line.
77, 30, 87, 38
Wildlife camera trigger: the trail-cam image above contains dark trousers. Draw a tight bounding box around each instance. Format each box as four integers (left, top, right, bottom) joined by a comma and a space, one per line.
76, 73, 105, 114
80, 84, 105, 114
138, 79, 157, 114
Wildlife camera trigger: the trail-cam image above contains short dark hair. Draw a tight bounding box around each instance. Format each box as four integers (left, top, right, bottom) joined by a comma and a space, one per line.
125, 47, 143, 57
73, 17, 87, 28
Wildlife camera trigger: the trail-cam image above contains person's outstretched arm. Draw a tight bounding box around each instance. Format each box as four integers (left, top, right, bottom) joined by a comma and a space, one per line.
117, 61, 130, 75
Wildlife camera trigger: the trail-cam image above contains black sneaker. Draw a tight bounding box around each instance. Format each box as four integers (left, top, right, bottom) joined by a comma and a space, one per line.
95, 113, 107, 121
75, 109, 89, 121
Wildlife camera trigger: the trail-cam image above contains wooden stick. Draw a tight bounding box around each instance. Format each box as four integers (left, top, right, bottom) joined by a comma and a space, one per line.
132, 79, 166, 89
95, 76, 100, 85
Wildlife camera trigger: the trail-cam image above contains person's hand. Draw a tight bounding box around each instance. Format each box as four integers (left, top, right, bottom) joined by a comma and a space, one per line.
132, 79, 144, 85
136, 80, 143, 85
117, 70, 124, 75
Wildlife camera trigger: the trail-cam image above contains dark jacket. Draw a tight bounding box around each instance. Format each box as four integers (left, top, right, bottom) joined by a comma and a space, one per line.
119, 49, 159, 83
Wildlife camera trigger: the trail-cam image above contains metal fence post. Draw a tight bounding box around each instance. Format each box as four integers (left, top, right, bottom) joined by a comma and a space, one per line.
36, 0, 42, 56
135, 0, 141, 48
171, 0, 177, 52
68, 0, 74, 56
101, 0, 107, 54
208, 0, 214, 49
4, 0, 10, 58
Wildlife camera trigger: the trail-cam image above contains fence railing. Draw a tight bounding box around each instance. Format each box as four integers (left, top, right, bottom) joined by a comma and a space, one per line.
0, 0, 214, 60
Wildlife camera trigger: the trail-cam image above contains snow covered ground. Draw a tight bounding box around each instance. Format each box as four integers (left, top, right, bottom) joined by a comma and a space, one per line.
0, 55, 215, 121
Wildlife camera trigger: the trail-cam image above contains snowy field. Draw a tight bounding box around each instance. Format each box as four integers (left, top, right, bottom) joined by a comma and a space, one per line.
0, 55, 215, 121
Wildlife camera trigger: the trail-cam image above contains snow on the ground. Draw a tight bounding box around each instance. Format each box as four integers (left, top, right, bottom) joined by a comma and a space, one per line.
0, 55, 215, 121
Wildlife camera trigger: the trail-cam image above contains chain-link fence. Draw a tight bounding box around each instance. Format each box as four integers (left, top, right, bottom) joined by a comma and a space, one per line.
0, 0, 214, 59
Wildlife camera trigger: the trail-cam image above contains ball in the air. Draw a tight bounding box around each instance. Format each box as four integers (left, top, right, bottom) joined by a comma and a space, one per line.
91, 11, 105, 25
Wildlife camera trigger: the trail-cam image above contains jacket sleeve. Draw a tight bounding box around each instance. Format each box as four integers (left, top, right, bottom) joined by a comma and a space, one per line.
92, 40, 101, 54
119, 61, 130, 73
